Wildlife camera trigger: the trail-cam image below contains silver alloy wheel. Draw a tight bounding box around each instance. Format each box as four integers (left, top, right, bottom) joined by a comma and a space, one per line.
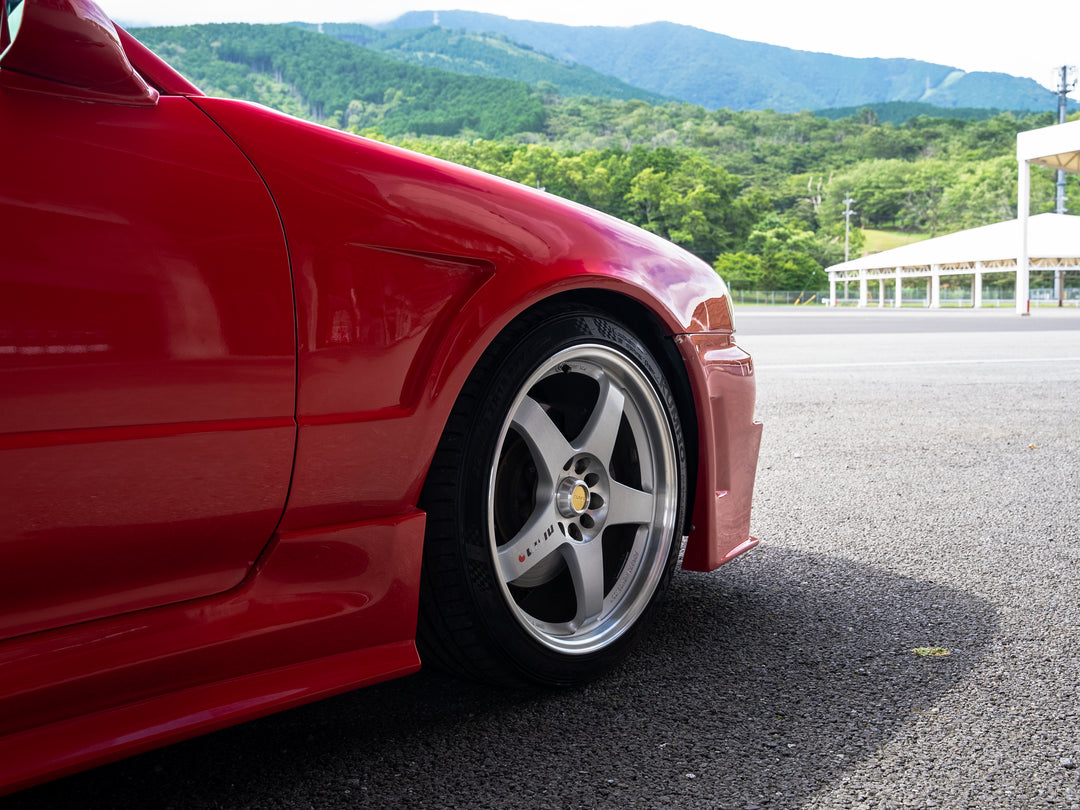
487, 343, 679, 655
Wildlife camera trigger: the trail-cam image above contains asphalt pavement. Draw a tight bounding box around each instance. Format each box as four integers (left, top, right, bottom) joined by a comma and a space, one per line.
5, 306, 1079, 809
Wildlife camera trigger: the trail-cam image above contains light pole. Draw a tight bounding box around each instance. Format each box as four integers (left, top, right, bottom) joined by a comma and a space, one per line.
843, 194, 857, 262
1054, 66, 1076, 306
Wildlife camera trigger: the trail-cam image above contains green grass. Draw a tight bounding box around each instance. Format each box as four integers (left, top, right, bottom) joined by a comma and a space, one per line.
913, 647, 951, 657
861, 229, 932, 255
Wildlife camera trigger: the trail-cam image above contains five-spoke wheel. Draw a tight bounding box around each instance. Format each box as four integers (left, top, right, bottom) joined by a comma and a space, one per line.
419, 306, 686, 685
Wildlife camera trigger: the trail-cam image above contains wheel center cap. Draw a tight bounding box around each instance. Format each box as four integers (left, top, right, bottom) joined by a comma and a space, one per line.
557, 479, 590, 517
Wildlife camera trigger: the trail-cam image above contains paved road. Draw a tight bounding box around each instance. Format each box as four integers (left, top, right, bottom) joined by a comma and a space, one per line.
736, 305, 1080, 335
6, 309, 1080, 809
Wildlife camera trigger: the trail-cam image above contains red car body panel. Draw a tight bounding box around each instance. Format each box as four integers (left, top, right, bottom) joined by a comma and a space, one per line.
0, 89, 297, 640
0, 0, 761, 794
0, 513, 425, 793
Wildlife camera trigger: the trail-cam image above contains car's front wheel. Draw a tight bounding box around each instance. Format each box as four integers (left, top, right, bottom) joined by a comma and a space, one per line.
418, 304, 687, 686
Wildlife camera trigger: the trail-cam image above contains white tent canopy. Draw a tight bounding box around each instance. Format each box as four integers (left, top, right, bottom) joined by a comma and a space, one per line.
1018, 118, 1080, 174
1017, 119, 1080, 312
827, 118, 1080, 312
831, 213, 1080, 271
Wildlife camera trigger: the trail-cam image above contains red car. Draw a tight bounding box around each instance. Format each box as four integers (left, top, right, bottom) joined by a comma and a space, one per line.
0, 0, 762, 794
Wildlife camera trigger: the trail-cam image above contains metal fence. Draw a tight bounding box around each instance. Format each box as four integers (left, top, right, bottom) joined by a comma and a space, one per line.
1030, 287, 1080, 305
734, 288, 1080, 307
730, 290, 830, 305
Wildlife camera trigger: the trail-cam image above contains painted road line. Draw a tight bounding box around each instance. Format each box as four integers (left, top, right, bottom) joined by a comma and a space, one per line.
758, 356, 1080, 370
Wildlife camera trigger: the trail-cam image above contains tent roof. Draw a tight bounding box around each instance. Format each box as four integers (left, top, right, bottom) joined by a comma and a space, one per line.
1018, 118, 1080, 174
828, 212, 1080, 273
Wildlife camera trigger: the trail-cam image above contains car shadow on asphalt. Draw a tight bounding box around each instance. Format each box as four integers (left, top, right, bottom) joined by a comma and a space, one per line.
4, 545, 998, 810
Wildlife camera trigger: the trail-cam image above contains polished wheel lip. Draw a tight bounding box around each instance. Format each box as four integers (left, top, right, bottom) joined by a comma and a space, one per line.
487, 343, 678, 655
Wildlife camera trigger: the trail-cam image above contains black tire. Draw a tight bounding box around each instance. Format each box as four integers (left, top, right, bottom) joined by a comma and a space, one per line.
417, 304, 687, 686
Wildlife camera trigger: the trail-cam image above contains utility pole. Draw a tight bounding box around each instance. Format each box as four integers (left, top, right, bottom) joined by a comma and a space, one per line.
1053, 66, 1076, 305
1054, 66, 1076, 214
843, 194, 857, 262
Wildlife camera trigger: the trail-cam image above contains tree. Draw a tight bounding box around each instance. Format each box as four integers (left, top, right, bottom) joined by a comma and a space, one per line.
940, 155, 1016, 229
897, 161, 956, 235
722, 216, 828, 290
821, 160, 911, 229
713, 252, 764, 289
624, 167, 669, 234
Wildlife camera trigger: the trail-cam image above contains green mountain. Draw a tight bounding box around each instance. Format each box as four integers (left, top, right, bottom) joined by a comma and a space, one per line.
382, 12, 1063, 113
289, 22, 670, 104
130, 23, 546, 138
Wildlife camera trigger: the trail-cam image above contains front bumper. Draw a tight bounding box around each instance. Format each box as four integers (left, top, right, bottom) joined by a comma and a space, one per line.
677, 332, 762, 571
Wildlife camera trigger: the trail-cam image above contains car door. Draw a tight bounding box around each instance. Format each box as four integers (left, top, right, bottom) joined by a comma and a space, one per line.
0, 2, 297, 639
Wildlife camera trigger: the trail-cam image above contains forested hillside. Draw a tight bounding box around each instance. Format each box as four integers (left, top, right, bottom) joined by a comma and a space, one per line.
814, 102, 1011, 125
290, 22, 670, 104
131, 23, 546, 138
383, 12, 1064, 113
131, 24, 1077, 292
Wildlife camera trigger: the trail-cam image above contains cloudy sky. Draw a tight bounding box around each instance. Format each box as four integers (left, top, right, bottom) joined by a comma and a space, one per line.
104, 0, 1076, 92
